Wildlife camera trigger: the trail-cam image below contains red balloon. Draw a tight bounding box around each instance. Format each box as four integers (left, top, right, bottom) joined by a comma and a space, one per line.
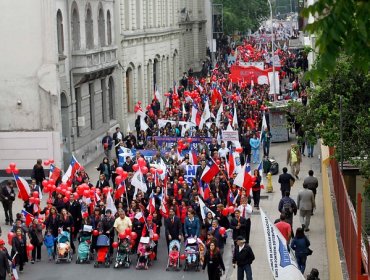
115, 176, 122, 185
49, 179, 55, 185
43, 186, 49, 193
7, 232, 15, 245
150, 167, 156, 174
112, 242, 119, 249
44, 160, 50, 166
13, 168, 19, 175
92, 230, 99, 236
63, 197, 69, 203
27, 244, 34, 251
219, 227, 226, 235
73, 192, 79, 199
102, 187, 109, 195
83, 190, 90, 197
42, 180, 48, 187
178, 176, 183, 182
121, 171, 128, 180
141, 166, 148, 174
157, 169, 163, 175
9, 162, 16, 170
235, 147, 243, 153
222, 208, 229, 216
138, 158, 146, 167
32, 191, 39, 198
228, 206, 235, 214
149, 252, 156, 260
133, 164, 139, 171
49, 159, 54, 164
130, 232, 138, 240
5, 167, 12, 174
180, 254, 186, 261
152, 233, 159, 241
119, 233, 126, 240
116, 167, 124, 176
124, 228, 132, 235
29, 197, 35, 204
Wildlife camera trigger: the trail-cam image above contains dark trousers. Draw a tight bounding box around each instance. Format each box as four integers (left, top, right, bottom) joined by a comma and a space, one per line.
2, 202, 13, 223
237, 264, 253, 280
31, 244, 42, 260
252, 190, 260, 207
263, 142, 270, 157
207, 266, 221, 280
245, 218, 251, 244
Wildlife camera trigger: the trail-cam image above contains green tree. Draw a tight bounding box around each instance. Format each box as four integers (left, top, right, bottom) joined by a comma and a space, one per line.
290, 55, 370, 197
213, 0, 269, 34
303, 0, 370, 80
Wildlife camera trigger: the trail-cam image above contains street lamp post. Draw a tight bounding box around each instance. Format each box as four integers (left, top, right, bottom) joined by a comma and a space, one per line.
267, 0, 277, 101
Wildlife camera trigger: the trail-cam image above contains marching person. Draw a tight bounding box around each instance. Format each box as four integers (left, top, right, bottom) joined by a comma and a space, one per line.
237, 198, 252, 244
164, 208, 182, 249
287, 144, 302, 179
261, 127, 272, 157
291, 227, 312, 274
232, 236, 255, 280
0, 180, 15, 225
31, 159, 45, 187
303, 170, 319, 214
101, 132, 113, 160
278, 167, 295, 197
202, 241, 225, 280
297, 184, 315, 232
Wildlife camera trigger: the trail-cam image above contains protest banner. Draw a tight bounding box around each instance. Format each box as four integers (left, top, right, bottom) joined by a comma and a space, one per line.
185, 165, 199, 184
222, 130, 239, 142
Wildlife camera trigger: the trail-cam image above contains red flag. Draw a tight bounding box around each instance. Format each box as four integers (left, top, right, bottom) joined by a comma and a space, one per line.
228, 152, 235, 177
114, 181, 126, 199
14, 175, 30, 201
200, 159, 220, 183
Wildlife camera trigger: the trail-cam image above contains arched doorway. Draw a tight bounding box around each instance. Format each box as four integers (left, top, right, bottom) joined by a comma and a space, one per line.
126, 68, 134, 112
60, 92, 71, 170
108, 76, 115, 120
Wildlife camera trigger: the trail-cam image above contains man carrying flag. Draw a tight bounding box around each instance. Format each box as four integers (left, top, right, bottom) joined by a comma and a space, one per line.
200, 159, 220, 183
62, 155, 81, 186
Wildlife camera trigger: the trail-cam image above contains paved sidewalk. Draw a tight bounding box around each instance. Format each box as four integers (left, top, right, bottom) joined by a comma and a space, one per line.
226, 137, 329, 280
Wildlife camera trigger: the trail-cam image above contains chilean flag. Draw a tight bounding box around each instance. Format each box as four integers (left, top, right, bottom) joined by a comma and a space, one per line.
134, 211, 145, 223
227, 152, 235, 177
147, 193, 155, 214
233, 163, 253, 194
114, 180, 126, 199
14, 175, 30, 201
200, 159, 220, 183
49, 164, 61, 182
62, 155, 81, 185
198, 181, 210, 200
258, 161, 265, 189
227, 189, 239, 206
21, 210, 34, 226
159, 197, 168, 218
189, 149, 198, 165
191, 104, 201, 126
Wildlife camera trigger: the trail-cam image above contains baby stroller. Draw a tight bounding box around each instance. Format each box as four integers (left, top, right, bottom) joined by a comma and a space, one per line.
136, 237, 154, 270
76, 225, 93, 264
94, 234, 111, 268
55, 231, 72, 263
166, 239, 181, 271
183, 237, 200, 271
114, 236, 131, 269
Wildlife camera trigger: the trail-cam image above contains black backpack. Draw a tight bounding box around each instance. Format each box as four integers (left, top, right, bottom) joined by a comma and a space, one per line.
282, 200, 293, 218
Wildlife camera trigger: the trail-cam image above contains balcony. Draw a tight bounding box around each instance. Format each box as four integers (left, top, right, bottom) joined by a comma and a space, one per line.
71, 46, 118, 75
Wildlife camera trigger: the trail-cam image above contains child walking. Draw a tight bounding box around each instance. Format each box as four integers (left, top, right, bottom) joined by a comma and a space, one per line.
44, 230, 55, 261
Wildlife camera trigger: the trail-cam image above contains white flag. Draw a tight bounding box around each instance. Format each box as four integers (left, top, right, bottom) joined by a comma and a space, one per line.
106, 191, 117, 215
127, 123, 132, 134
199, 197, 215, 220
136, 109, 149, 131
260, 208, 305, 280
199, 100, 211, 128
232, 106, 238, 128
259, 112, 268, 142
131, 170, 147, 193
216, 103, 223, 128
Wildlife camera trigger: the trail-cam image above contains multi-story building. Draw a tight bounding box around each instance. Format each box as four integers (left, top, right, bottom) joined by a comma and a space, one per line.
0, 0, 208, 171
0, 0, 122, 171
119, 0, 208, 119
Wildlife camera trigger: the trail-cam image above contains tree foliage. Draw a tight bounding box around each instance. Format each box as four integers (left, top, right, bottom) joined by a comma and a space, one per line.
303, 0, 370, 80
290, 55, 370, 197
213, 0, 269, 34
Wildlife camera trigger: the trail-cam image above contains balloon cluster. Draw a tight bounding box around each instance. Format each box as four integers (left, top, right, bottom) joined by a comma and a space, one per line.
222, 206, 236, 216
5, 162, 19, 174
43, 159, 55, 166
134, 101, 142, 113
231, 93, 241, 102
184, 90, 202, 104
29, 191, 41, 206
249, 100, 258, 106
114, 167, 128, 186
133, 157, 148, 174
177, 138, 192, 152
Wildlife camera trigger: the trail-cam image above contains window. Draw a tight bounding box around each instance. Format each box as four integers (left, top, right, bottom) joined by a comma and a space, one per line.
101, 79, 107, 123
98, 8, 105, 47
71, 6, 80, 50
56, 10, 64, 54
107, 11, 112, 45
124, 0, 130, 30
89, 83, 95, 130
136, 0, 141, 29
108, 77, 115, 120
75, 88, 82, 137
85, 6, 94, 49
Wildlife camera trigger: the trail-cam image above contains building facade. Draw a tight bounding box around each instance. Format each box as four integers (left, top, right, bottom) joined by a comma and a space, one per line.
119, 0, 208, 122
0, 0, 208, 171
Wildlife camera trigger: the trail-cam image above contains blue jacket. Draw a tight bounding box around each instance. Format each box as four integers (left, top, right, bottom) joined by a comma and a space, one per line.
184, 217, 200, 237
249, 138, 260, 150
291, 236, 310, 257
44, 234, 55, 248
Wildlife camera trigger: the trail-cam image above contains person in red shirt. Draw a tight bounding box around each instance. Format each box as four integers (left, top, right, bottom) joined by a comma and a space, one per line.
275, 213, 292, 246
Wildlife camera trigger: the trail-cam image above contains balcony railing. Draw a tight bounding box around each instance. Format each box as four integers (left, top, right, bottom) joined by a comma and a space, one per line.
71, 46, 118, 74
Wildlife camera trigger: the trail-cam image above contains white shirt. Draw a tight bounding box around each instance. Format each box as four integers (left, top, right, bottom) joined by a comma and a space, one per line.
218, 147, 230, 159
238, 244, 245, 252
237, 204, 253, 220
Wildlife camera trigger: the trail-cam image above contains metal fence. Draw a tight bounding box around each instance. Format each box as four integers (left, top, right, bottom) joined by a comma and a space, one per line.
329, 148, 369, 280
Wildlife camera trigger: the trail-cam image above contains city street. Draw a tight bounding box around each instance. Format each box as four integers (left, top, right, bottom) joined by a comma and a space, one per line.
0, 131, 328, 280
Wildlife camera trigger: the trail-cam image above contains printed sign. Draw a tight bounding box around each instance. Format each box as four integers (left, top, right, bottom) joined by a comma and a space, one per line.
222, 130, 239, 142
185, 165, 200, 184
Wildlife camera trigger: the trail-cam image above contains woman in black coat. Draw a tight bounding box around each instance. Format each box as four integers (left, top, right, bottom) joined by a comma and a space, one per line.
97, 157, 112, 181
44, 206, 59, 256
11, 228, 28, 272
202, 241, 225, 280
